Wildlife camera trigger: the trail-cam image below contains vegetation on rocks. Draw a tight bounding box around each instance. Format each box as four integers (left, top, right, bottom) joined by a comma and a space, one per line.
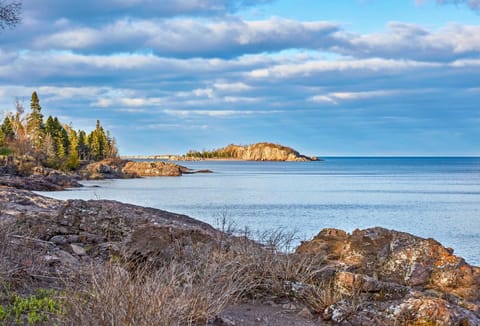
0, 91, 118, 173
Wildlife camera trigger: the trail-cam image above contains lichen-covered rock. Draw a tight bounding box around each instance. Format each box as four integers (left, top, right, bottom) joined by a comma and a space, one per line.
297, 227, 480, 325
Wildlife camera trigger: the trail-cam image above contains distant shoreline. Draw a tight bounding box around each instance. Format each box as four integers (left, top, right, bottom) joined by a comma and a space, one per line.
121, 156, 321, 162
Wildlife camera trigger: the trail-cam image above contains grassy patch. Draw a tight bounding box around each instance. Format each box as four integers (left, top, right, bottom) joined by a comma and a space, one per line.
0, 289, 64, 325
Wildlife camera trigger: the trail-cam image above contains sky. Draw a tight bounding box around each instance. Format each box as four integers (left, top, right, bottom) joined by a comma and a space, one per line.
1, 0, 480, 156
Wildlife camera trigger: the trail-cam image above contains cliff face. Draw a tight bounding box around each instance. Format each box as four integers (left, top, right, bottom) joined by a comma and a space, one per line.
222, 143, 316, 162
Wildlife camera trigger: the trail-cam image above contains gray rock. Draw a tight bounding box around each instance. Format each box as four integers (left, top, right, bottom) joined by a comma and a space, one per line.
70, 243, 86, 256
50, 235, 67, 245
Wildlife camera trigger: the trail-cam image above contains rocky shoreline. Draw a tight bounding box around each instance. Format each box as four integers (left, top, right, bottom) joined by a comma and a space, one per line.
0, 186, 478, 325
0, 157, 212, 191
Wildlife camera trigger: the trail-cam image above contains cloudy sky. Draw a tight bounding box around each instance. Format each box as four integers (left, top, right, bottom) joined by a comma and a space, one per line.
1, 0, 479, 156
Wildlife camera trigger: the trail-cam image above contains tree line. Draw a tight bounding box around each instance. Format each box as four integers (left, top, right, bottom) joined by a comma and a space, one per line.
0, 91, 118, 170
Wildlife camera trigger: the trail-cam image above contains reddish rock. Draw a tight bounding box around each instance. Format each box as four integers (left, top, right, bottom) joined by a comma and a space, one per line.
297, 227, 480, 325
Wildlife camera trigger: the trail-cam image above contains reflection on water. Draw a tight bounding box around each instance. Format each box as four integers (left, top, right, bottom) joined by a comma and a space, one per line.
38, 157, 480, 265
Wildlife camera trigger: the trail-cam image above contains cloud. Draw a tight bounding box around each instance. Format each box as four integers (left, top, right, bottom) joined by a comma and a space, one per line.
29, 17, 342, 58
22, 0, 274, 21
249, 58, 441, 80
309, 90, 430, 104
163, 109, 282, 117
336, 22, 480, 61
435, 0, 480, 11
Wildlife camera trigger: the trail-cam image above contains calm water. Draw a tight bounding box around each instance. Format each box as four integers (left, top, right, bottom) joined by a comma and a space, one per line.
38, 157, 480, 265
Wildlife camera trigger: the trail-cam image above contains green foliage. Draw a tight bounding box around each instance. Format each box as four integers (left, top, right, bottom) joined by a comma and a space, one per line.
26, 91, 45, 149
77, 130, 88, 160
87, 120, 117, 161
0, 289, 64, 325
66, 129, 80, 170
1, 116, 15, 142
1, 91, 119, 170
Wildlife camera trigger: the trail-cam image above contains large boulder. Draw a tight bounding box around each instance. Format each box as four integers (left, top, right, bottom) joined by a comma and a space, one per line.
296, 227, 480, 325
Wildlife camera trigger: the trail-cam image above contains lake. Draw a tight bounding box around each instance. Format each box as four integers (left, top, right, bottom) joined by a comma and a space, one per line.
38, 157, 480, 265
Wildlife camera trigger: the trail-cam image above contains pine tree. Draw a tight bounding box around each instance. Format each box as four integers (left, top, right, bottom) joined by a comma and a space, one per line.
66, 129, 80, 170
1, 116, 15, 142
77, 130, 88, 160
88, 120, 108, 161
0, 128, 4, 147
26, 91, 45, 149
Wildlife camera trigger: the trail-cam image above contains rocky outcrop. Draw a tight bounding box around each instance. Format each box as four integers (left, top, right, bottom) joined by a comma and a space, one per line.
0, 166, 82, 191
222, 143, 316, 161
81, 159, 211, 179
296, 227, 480, 325
0, 187, 220, 278
184, 142, 318, 161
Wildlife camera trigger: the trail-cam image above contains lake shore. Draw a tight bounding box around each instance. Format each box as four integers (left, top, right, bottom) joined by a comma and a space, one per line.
0, 183, 479, 325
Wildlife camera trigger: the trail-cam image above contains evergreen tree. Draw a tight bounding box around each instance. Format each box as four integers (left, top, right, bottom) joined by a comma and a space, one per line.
54, 117, 69, 159
0, 128, 4, 147
77, 130, 88, 160
26, 91, 45, 149
1, 116, 15, 142
88, 120, 108, 161
66, 129, 80, 170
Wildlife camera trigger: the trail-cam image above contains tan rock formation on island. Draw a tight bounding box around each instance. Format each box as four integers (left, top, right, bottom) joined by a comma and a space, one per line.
224, 143, 315, 161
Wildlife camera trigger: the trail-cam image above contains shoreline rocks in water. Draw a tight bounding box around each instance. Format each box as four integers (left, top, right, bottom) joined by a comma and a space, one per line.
81, 158, 212, 179
0, 187, 478, 325
0, 157, 212, 191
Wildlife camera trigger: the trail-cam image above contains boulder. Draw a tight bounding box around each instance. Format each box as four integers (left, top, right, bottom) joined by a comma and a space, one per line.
296, 227, 480, 325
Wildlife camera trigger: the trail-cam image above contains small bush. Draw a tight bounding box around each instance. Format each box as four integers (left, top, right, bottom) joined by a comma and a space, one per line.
0, 289, 63, 325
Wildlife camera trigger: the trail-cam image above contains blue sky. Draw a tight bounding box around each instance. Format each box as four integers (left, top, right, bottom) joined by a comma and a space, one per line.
1, 0, 479, 156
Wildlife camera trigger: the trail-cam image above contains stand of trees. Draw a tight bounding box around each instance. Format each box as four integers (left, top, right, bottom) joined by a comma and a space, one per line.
0, 91, 118, 170
0, 0, 21, 30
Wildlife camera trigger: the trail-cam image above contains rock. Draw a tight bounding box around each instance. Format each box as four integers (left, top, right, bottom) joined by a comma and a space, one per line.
297, 307, 314, 320
50, 235, 67, 244
212, 316, 236, 326
80, 159, 202, 179
70, 243, 86, 256
122, 161, 187, 177
0, 174, 81, 191
212, 143, 316, 161
297, 227, 480, 325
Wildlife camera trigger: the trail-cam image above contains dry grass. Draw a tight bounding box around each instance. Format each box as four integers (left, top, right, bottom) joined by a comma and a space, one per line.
61, 229, 342, 325
1, 214, 344, 325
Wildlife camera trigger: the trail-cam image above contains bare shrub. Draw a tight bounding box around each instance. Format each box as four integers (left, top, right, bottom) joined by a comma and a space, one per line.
61, 228, 343, 325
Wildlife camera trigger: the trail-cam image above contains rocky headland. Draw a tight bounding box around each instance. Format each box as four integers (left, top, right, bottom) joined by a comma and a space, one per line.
0, 187, 478, 325
0, 156, 211, 191
181, 142, 318, 162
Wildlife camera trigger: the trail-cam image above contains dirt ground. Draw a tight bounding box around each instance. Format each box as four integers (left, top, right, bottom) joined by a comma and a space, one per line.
211, 300, 330, 326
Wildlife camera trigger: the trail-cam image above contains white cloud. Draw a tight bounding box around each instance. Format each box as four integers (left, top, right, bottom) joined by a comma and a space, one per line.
31, 17, 342, 58
163, 109, 282, 117
249, 58, 440, 79
214, 82, 252, 92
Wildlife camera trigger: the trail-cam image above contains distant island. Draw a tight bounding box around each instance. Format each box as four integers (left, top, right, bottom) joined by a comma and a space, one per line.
125, 143, 318, 162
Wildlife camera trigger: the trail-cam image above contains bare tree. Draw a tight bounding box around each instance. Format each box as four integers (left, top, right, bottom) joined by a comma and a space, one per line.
0, 1, 21, 30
